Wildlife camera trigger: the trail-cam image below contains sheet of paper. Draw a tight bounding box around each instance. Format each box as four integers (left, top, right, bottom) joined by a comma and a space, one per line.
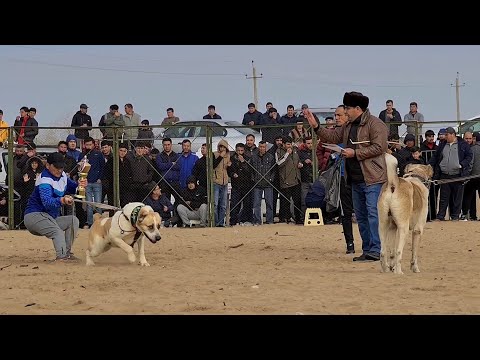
322, 143, 344, 153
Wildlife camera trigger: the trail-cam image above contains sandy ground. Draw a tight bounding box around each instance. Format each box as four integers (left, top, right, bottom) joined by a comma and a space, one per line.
0, 220, 479, 314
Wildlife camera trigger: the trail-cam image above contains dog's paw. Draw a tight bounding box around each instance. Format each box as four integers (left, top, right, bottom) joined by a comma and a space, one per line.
140, 261, 150, 267
128, 253, 136, 263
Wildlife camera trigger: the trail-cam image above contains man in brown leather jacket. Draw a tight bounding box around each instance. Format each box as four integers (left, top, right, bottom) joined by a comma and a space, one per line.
304, 92, 388, 262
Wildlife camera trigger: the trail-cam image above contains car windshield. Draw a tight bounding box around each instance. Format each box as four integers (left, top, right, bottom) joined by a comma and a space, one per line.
224, 121, 260, 135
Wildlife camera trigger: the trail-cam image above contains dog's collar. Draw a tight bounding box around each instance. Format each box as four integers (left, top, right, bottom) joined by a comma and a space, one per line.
403, 173, 431, 187
122, 205, 143, 227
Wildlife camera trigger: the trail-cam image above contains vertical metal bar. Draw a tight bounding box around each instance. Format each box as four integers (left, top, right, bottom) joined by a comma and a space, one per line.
7, 127, 14, 229
113, 128, 120, 208
206, 125, 214, 227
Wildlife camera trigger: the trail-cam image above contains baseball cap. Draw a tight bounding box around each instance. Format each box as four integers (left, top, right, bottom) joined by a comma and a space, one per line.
80, 104, 88, 109
438, 128, 447, 135
301, 104, 309, 109
445, 127, 456, 134
47, 152, 66, 168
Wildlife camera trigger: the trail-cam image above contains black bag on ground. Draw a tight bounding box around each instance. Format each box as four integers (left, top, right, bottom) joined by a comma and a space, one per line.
318, 159, 341, 212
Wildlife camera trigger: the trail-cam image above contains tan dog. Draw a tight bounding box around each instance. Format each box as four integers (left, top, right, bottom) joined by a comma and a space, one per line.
86, 202, 162, 266
377, 154, 433, 274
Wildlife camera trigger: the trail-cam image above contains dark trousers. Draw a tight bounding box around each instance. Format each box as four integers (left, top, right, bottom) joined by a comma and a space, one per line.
462, 178, 479, 219
279, 184, 302, 223
437, 174, 464, 220
426, 184, 439, 222
229, 187, 253, 225
339, 177, 354, 244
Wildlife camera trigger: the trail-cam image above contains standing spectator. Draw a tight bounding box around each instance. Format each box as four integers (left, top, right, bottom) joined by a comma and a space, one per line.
127, 141, 155, 202
156, 137, 181, 203
305, 91, 388, 262
82, 137, 105, 228
279, 105, 298, 136
298, 136, 314, 218
212, 139, 230, 226
404, 101, 424, 143
123, 103, 141, 145
177, 139, 199, 189
203, 105, 222, 119
260, 101, 274, 125
242, 103, 262, 126
289, 121, 311, 147
101, 104, 125, 139
250, 141, 276, 225
325, 116, 336, 129
0, 109, 9, 147
137, 119, 154, 148
70, 104, 92, 148
378, 99, 402, 136
227, 143, 252, 226
461, 132, 478, 220
429, 127, 472, 221
191, 143, 208, 190
275, 136, 302, 224
261, 107, 283, 145
14, 106, 38, 146
162, 107, 180, 126
420, 130, 439, 221
66, 134, 82, 162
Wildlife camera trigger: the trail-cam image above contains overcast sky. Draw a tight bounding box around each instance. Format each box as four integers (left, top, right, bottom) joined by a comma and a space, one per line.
1, 45, 480, 134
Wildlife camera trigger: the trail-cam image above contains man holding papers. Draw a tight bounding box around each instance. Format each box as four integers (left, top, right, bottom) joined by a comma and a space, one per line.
304, 92, 388, 262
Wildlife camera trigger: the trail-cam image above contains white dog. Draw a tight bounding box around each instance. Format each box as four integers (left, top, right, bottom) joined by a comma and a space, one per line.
377, 153, 433, 274
86, 202, 162, 266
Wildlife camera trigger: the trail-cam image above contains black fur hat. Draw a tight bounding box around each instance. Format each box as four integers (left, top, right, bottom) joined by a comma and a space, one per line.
343, 92, 369, 111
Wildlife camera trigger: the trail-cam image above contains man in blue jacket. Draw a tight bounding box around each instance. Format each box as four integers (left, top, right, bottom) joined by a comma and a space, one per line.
24, 152, 87, 262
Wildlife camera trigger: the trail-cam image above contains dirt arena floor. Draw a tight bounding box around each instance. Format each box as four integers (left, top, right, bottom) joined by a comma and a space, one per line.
0, 220, 479, 314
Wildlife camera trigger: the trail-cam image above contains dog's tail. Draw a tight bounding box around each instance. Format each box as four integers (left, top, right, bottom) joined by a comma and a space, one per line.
385, 153, 399, 193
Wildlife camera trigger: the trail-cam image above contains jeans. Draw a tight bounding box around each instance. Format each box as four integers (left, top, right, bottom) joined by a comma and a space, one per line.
253, 187, 273, 224
351, 182, 382, 255
86, 182, 103, 226
214, 183, 228, 226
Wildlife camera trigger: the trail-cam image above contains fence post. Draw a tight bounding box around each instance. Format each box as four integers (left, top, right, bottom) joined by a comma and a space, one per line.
206, 125, 215, 227
7, 127, 15, 229
113, 128, 120, 208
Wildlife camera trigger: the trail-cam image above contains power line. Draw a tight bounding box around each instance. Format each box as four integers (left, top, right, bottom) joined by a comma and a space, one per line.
10, 45, 239, 63
5, 58, 245, 76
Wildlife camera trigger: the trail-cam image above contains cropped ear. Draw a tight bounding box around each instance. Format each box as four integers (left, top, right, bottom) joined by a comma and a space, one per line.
137, 207, 150, 223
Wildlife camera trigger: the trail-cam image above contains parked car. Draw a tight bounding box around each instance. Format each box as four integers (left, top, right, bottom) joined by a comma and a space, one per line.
154, 119, 262, 155
0, 146, 57, 185
294, 106, 336, 124
459, 114, 480, 135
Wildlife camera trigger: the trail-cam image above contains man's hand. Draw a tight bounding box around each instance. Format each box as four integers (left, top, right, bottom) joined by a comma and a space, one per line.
303, 109, 317, 128
233, 173, 239, 178
62, 195, 74, 206
238, 154, 245, 162
163, 205, 169, 212
248, 121, 254, 126
304, 159, 312, 164
287, 148, 293, 154
0, 199, 6, 206
341, 148, 356, 158
78, 178, 88, 188
23, 173, 30, 182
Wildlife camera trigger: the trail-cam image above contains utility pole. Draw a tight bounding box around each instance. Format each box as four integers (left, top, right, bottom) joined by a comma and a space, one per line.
451, 72, 465, 122
245, 60, 262, 109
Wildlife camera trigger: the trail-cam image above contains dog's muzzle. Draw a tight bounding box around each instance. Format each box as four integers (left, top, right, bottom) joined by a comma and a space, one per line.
145, 233, 162, 244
